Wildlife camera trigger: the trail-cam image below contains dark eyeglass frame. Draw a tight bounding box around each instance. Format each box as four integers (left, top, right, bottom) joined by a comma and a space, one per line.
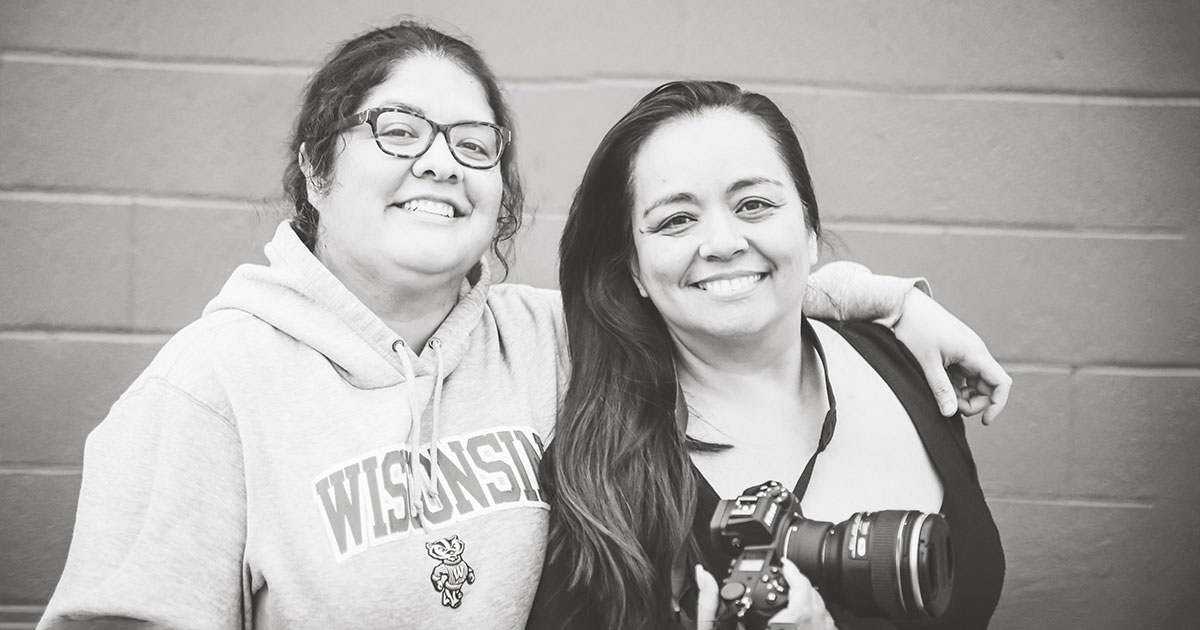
336, 106, 511, 170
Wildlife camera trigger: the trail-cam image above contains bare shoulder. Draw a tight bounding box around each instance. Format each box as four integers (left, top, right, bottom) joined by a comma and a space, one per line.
802, 320, 944, 520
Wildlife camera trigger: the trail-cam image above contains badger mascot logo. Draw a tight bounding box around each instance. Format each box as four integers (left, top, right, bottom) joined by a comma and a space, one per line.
426, 535, 476, 608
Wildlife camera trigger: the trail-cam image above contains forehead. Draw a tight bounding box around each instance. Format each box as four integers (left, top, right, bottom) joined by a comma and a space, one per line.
633, 109, 791, 199
360, 54, 496, 123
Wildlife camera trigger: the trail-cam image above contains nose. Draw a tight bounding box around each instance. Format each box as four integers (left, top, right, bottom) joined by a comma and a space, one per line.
410, 131, 462, 182
697, 211, 748, 260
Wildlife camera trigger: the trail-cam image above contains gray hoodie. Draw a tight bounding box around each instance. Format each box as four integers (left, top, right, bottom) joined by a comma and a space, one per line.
39, 221, 918, 629
40, 221, 567, 629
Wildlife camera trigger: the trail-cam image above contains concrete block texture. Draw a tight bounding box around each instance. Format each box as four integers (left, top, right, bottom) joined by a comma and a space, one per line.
0, 198, 278, 332
132, 204, 278, 330
507, 213, 566, 290
831, 229, 1200, 365
0, 473, 82, 603
1, 3, 1197, 628
3, 2, 1199, 94
0, 199, 133, 328
966, 369, 1200, 503
964, 368, 1073, 499
1068, 371, 1200, 502
774, 93, 1200, 231
0, 59, 301, 199
0, 335, 165, 465
507, 84, 650, 217
990, 500, 1200, 629
7, 60, 1195, 231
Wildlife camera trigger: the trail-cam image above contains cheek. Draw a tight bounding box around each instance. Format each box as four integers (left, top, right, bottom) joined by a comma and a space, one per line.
312, 154, 380, 212
765, 219, 815, 270
634, 239, 691, 293
468, 171, 505, 217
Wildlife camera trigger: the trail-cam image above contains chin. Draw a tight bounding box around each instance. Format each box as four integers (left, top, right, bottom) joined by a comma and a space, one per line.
403, 257, 476, 278
689, 319, 770, 341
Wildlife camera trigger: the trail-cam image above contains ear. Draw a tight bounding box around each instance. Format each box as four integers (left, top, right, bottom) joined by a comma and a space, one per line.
298, 142, 314, 179
299, 143, 325, 204
628, 254, 649, 298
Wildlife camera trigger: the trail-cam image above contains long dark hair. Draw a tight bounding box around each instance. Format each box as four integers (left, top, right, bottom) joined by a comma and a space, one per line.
546, 80, 821, 628
281, 20, 525, 275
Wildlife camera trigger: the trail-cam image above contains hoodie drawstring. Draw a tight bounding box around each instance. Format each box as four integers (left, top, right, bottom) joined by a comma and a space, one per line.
427, 337, 445, 509
391, 337, 448, 526
392, 339, 423, 522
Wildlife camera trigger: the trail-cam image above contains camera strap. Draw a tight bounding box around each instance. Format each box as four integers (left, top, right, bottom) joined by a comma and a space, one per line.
672, 317, 839, 501
669, 318, 840, 626
793, 317, 838, 501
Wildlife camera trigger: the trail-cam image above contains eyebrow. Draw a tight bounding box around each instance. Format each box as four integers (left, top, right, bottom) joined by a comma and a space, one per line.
375, 101, 499, 126
727, 176, 784, 194
641, 177, 785, 218
378, 101, 424, 115
641, 192, 699, 218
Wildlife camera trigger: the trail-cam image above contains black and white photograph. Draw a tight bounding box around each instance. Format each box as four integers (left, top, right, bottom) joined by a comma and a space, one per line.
1, 2, 1198, 629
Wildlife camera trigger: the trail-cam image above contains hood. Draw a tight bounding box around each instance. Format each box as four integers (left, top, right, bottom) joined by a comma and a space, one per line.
203, 221, 492, 390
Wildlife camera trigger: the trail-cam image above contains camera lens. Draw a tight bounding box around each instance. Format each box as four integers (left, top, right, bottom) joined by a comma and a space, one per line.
784, 510, 952, 619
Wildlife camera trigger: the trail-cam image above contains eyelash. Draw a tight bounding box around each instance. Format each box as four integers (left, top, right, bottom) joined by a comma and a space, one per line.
640, 213, 694, 235
639, 198, 781, 235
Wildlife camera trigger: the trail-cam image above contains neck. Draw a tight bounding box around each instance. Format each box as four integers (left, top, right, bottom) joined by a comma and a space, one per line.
376, 286, 460, 350
672, 314, 808, 400
317, 248, 467, 349
674, 315, 829, 445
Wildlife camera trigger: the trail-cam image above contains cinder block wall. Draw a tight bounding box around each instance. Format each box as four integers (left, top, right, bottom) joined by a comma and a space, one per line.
2, 3, 1198, 628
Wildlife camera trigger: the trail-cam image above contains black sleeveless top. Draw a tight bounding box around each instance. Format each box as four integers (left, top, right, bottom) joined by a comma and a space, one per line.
529, 322, 1005, 629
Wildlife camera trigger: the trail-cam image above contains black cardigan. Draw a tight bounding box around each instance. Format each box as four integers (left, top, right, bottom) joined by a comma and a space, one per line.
529, 321, 1005, 629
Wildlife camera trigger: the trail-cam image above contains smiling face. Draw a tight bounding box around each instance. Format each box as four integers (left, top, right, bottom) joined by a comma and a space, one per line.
630, 108, 818, 344
307, 54, 504, 291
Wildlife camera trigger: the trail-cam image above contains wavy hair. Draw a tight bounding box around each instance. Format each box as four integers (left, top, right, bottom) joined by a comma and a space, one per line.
546, 80, 821, 628
281, 20, 525, 276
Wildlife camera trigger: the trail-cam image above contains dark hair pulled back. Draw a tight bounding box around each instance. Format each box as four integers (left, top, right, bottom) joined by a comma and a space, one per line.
282, 20, 524, 275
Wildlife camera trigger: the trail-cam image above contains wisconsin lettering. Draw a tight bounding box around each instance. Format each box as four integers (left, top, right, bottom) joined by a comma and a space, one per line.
312, 426, 547, 560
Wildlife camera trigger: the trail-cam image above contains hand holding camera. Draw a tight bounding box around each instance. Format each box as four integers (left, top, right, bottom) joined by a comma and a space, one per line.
696, 558, 835, 630
705, 481, 954, 630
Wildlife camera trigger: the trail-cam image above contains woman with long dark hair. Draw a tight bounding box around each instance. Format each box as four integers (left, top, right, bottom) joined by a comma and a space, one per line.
533, 81, 1004, 629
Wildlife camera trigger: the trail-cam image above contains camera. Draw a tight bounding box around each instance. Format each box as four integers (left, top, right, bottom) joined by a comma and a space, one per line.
709, 481, 953, 628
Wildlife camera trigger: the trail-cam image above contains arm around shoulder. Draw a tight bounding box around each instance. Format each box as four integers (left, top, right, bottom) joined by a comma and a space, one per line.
39, 379, 247, 630
804, 260, 929, 324
807, 262, 1011, 423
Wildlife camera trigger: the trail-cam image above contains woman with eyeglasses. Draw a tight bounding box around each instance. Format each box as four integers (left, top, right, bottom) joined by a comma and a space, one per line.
530, 81, 1004, 630
39, 22, 1008, 630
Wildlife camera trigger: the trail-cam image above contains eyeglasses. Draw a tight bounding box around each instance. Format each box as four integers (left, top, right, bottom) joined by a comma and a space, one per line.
336, 106, 510, 169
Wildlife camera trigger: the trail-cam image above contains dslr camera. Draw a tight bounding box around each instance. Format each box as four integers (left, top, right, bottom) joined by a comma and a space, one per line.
709, 481, 953, 629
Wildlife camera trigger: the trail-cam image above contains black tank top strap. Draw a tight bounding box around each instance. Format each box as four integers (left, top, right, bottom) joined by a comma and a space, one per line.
818, 320, 1005, 629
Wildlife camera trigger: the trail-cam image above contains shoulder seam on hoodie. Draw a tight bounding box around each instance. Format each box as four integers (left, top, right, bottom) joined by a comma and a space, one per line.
121, 376, 239, 433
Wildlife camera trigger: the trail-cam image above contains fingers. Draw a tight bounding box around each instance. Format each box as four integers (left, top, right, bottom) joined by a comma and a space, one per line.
958, 392, 992, 417
955, 372, 994, 417
980, 361, 1012, 426
768, 559, 835, 629
954, 354, 1013, 426
919, 353, 959, 417
695, 564, 719, 630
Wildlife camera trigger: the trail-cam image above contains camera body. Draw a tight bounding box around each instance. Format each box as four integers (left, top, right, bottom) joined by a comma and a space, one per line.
710, 481, 953, 628
710, 482, 799, 626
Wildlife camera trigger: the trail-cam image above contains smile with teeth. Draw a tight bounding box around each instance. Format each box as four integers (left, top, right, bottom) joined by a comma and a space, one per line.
397, 199, 457, 218
694, 273, 766, 294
